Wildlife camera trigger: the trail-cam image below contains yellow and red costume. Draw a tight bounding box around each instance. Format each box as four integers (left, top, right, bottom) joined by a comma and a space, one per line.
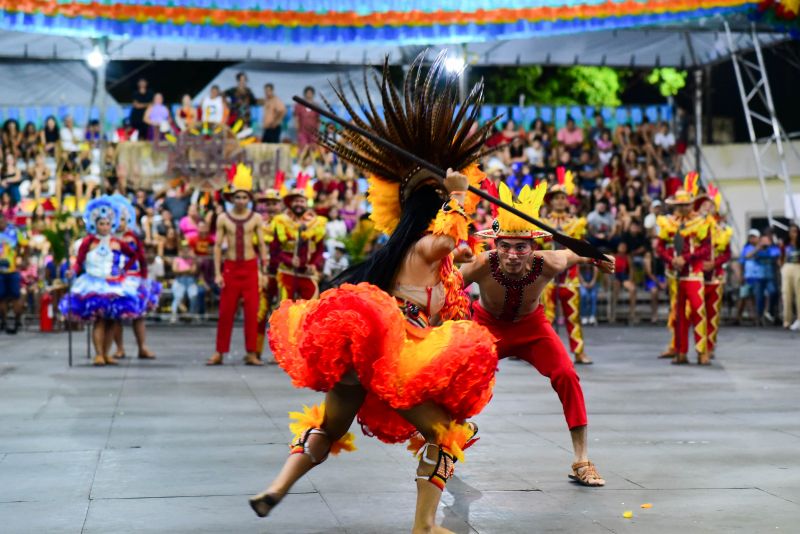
656, 173, 712, 363
541, 169, 588, 358
254, 188, 281, 356
268, 190, 327, 303
701, 185, 732, 357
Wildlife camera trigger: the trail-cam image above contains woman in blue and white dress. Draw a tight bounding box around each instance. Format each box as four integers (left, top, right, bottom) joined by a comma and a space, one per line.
108, 193, 160, 360
59, 197, 143, 366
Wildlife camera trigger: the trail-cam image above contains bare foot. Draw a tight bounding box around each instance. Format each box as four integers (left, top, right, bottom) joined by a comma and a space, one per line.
412, 526, 455, 534
206, 352, 224, 366
113, 351, 126, 359
138, 348, 156, 360
249, 491, 281, 517
574, 352, 593, 365
244, 353, 264, 366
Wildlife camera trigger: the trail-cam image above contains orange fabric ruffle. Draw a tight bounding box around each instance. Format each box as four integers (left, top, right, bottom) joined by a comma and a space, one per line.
269, 282, 498, 443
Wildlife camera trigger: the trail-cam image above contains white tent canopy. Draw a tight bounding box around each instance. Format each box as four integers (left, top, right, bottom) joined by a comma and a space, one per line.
0, 24, 789, 68
0, 60, 118, 107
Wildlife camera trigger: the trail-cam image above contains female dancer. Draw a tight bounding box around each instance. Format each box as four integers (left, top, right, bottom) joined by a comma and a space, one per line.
59, 197, 143, 365
109, 194, 160, 360
250, 54, 501, 534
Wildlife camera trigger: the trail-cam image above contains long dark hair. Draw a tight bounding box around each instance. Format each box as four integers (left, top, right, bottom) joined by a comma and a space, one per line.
332, 185, 443, 291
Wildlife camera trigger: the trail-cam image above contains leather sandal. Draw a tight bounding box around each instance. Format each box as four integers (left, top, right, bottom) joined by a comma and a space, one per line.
569, 460, 605, 487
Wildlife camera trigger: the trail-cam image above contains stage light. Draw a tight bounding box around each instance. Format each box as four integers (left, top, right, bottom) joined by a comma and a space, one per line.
444, 55, 465, 74
87, 46, 106, 69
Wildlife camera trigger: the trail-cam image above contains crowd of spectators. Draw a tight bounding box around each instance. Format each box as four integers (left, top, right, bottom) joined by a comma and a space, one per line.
1, 73, 798, 333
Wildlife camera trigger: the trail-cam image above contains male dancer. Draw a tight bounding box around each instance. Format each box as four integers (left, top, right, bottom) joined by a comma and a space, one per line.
541, 168, 592, 364
462, 182, 614, 487
655, 172, 712, 365
254, 188, 282, 359
207, 164, 269, 366
268, 188, 326, 302
697, 184, 732, 360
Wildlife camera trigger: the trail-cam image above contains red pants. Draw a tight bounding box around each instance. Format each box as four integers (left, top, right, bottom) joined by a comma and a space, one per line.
473, 302, 587, 429
704, 281, 723, 354
543, 283, 584, 355
674, 279, 707, 356
277, 272, 318, 302
216, 259, 259, 354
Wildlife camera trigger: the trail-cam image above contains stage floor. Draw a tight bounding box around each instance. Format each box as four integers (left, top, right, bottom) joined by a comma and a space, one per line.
0, 323, 798, 533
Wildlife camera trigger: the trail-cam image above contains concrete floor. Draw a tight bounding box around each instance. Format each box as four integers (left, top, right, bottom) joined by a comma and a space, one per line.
0, 323, 798, 534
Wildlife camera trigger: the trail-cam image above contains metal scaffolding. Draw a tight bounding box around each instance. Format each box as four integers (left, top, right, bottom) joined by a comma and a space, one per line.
725, 21, 798, 230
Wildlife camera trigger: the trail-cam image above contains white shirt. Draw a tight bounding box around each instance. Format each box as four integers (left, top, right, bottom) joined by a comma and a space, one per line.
201, 96, 225, 124
654, 131, 676, 150
323, 256, 349, 279
60, 126, 84, 153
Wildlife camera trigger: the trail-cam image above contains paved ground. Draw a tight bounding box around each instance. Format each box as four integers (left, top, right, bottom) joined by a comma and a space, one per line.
0, 322, 798, 534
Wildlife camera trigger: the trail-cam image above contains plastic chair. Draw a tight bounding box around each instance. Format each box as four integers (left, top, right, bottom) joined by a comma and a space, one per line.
539, 106, 553, 123
630, 107, 643, 125
616, 107, 628, 125
511, 106, 524, 123
480, 105, 495, 122
569, 106, 583, 123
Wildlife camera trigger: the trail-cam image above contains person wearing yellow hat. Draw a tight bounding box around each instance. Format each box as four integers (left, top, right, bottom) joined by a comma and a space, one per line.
206, 164, 269, 367
267, 185, 327, 302
696, 183, 732, 360
540, 167, 592, 364
253, 187, 283, 359
655, 172, 713, 365
463, 181, 614, 488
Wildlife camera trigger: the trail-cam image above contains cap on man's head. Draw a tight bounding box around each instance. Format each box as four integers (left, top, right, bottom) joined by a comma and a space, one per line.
651, 200, 662, 208
748, 228, 761, 238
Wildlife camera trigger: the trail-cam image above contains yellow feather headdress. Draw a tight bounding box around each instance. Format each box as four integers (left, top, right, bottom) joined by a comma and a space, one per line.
546, 166, 575, 200
475, 181, 551, 240
667, 171, 703, 206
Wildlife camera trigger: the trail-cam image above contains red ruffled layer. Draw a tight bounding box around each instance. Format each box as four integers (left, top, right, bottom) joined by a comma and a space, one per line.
269, 283, 498, 443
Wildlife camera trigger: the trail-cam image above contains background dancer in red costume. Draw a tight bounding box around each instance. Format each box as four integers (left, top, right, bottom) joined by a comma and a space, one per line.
462, 181, 614, 488
206, 164, 269, 367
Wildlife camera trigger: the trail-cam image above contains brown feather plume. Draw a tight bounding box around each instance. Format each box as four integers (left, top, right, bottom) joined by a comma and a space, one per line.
323, 51, 499, 203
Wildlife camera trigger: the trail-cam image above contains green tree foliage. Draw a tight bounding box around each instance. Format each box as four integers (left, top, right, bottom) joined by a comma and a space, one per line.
646, 68, 687, 97
484, 66, 627, 106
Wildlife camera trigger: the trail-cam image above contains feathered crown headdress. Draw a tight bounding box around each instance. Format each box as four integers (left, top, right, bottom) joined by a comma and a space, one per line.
318, 51, 500, 235
667, 171, 702, 206
108, 193, 138, 232
223, 163, 254, 199
546, 166, 575, 201
706, 182, 722, 212
83, 197, 121, 235
476, 181, 551, 240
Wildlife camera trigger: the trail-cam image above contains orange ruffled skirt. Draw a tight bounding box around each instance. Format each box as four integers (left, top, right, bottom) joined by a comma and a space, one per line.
269, 282, 498, 443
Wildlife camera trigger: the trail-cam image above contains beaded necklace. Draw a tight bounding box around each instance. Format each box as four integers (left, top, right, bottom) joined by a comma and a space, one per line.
489, 250, 544, 322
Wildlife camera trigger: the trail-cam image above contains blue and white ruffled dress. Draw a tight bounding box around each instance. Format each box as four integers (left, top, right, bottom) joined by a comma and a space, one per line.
59, 237, 144, 320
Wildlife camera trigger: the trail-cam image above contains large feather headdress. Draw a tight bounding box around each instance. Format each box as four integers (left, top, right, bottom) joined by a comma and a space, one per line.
318, 51, 500, 235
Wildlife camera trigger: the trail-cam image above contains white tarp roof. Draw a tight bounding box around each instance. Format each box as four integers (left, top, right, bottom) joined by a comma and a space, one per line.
0, 25, 789, 68
0, 60, 118, 107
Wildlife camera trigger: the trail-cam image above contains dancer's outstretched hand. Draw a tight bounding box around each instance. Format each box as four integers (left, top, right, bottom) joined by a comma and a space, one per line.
592, 254, 615, 274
